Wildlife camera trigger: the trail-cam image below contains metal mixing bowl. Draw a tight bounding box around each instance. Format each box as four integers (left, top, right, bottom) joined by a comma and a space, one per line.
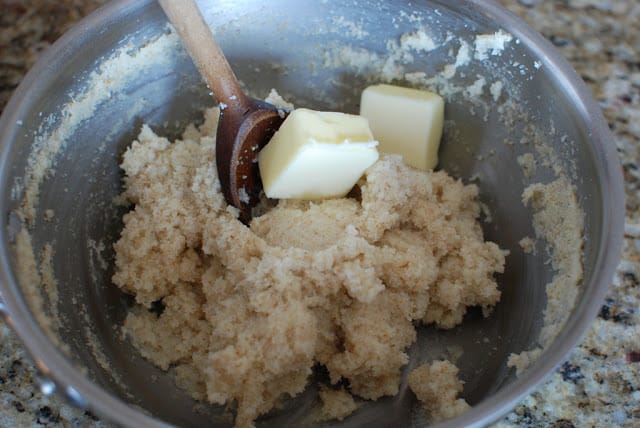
0, 0, 624, 427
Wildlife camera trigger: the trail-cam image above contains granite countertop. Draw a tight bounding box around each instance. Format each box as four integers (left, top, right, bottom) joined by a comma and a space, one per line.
0, 0, 638, 427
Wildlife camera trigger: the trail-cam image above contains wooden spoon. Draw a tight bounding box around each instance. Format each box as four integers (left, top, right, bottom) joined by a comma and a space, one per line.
158, 0, 286, 223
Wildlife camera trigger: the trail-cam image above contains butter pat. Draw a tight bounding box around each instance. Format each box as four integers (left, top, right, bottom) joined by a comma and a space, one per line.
258, 108, 379, 200
360, 84, 444, 171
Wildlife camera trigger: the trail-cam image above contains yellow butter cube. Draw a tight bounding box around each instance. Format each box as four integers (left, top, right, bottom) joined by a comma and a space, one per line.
258, 108, 379, 200
360, 84, 444, 171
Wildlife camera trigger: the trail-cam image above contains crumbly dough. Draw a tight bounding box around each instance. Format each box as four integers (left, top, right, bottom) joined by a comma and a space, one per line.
408, 360, 471, 422
522, 179, 583, 348
517, 153, 537, 178
317, 386, 358, 422
506, 347, 543, 376
507, 178, 584, 373
518, 236, 536, 255
112, 107, 506, 427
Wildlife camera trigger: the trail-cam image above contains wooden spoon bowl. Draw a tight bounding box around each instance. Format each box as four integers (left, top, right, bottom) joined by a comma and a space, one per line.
158, 0, 287, 223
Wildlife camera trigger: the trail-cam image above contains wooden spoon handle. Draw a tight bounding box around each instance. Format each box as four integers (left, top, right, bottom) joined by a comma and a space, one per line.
157, 0, 249, 107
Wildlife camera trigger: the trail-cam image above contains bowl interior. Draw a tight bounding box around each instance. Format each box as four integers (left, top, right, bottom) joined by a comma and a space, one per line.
0, 0, 611, 427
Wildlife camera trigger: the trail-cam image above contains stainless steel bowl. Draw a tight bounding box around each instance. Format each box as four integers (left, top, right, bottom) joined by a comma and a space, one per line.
0, 0, 624, 427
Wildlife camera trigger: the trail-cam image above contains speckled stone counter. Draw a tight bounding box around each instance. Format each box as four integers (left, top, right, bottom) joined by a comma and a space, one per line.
1, 0, 638, 427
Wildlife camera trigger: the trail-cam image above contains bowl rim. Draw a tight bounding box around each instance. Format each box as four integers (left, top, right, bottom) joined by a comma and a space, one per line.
0, 0, 624, 427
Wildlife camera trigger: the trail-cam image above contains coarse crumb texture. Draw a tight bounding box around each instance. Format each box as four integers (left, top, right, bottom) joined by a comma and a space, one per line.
518, 236, 536, 255
517, 153, 537, 179
408, 360, 471, 422
112, 107, 506, 427
507, 178, 583, 374
317, 386, 358, 422
522, 179, 584, 348
506, 348, 543, 376
14, 230, 52, 337
13, 230, 63, 349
